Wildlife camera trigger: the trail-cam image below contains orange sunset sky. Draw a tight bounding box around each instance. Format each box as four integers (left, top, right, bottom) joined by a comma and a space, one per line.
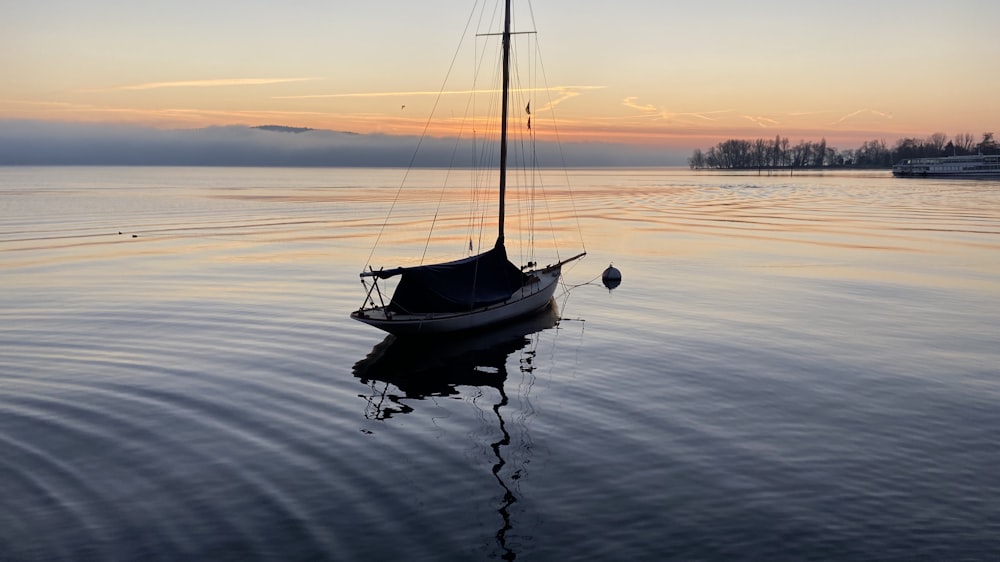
2, 0, 998, 154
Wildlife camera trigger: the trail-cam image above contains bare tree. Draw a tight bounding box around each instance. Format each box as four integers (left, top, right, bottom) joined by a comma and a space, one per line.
813, 138, 827, 167
753, 138, 768, 170
688, 148, 706, 169
954, 133, 976, 154
928, 132, 947, 153
978, 132, 997, 155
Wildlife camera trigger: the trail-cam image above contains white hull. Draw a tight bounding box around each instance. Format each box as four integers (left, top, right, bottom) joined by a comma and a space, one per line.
351, 266, 562, 335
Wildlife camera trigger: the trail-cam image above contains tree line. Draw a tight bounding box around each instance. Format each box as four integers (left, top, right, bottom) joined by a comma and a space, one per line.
688, 132, 999, 170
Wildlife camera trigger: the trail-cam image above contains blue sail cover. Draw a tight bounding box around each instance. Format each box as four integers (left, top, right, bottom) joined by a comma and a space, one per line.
380, 245, 527, 314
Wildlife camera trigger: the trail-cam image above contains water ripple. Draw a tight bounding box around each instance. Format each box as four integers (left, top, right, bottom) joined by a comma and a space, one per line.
3, 167, 1000, 560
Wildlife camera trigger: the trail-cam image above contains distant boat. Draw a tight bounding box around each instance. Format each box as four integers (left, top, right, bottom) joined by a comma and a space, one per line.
350, 0, 585, 336
892, 154, 1000, 178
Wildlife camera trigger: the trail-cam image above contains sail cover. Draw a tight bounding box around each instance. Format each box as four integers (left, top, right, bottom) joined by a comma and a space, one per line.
376, 245, 526, 314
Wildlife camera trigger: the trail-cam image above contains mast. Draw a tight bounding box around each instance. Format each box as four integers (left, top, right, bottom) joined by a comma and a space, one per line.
496, 0, 511, 248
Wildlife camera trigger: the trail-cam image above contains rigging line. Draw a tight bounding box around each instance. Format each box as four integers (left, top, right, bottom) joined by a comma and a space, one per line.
422, 65, 483, 263
524, 39, 539, 264
526, 31, 536, 260
468, 31, 479, 255
530, 29, 588, 256
555, 258, 601, 297
522, 31, 538, 262
527, 123, 561, 264
559, 271, 604, 292
470, 28, 499, 255
508, 2, 546, 263
362, 3, 481, 269
555, 284, 589, 385
471, 1, 504, 255
430, 4, 507, 262
506, 30, 541, 268
477, 42, 506, 252
421, 155, 458, 264
508, 40, 526, 266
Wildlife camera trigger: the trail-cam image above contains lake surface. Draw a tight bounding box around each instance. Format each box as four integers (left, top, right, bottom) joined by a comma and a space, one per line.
2, 166, 999, 560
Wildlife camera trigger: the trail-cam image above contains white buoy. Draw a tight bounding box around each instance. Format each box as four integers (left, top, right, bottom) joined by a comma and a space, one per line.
601, 264, 621, 290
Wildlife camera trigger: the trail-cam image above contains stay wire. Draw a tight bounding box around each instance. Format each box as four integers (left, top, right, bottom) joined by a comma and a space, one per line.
363, 2, 482, 270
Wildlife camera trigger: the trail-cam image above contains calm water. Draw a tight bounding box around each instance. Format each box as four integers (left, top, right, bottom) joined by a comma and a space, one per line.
2, 166, 999, 561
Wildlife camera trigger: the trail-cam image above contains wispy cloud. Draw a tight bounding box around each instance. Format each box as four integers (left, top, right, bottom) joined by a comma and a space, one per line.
278, 85, 604, 103
82, 78, 318, 93
0, 97, 341, 129
623, 97, 729, 123
832, 108, 893, 125
278, 89, 478, 100
0, 98, 91, 110
786, 110, 829, 118
622, 97, 658, 113
535, 86, 601, 112
742, 114, 781, 128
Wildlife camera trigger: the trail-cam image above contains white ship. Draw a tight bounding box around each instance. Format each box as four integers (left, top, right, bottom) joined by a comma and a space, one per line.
892, 154, 1000, 178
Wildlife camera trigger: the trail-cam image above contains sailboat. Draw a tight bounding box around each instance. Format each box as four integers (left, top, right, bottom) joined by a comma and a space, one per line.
350, 0, 585, 336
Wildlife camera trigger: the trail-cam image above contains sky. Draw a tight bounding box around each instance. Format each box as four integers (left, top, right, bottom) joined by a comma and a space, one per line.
2, 0, 999, 164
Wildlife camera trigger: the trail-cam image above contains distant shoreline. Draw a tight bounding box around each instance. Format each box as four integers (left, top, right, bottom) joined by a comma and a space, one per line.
689, 133, 998, 170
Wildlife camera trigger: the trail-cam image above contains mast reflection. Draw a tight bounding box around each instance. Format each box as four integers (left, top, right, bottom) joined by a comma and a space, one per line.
353, 302, 560, 560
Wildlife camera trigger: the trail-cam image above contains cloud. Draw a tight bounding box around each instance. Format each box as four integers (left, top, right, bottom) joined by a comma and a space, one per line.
832, 108, 893, 125
534, 87, 599, 112
786, 110, 829, 118
278, 85, 604, 107
742, 115, 781, 128
0, 97, 342, 128
623, 97, 657, 113
277, 89, 482, 100
681, 111, 729, 123
83, 78, 318, 93
623, 97, 730, 123
1, 99, 88, 109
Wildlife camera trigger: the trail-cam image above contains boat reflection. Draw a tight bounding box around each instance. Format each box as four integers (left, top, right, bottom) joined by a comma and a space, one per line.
353, 301, 561, 561
353, 301, 560, 417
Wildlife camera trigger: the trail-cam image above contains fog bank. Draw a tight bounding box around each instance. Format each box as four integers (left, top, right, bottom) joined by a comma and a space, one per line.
0, 120, 686, 167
